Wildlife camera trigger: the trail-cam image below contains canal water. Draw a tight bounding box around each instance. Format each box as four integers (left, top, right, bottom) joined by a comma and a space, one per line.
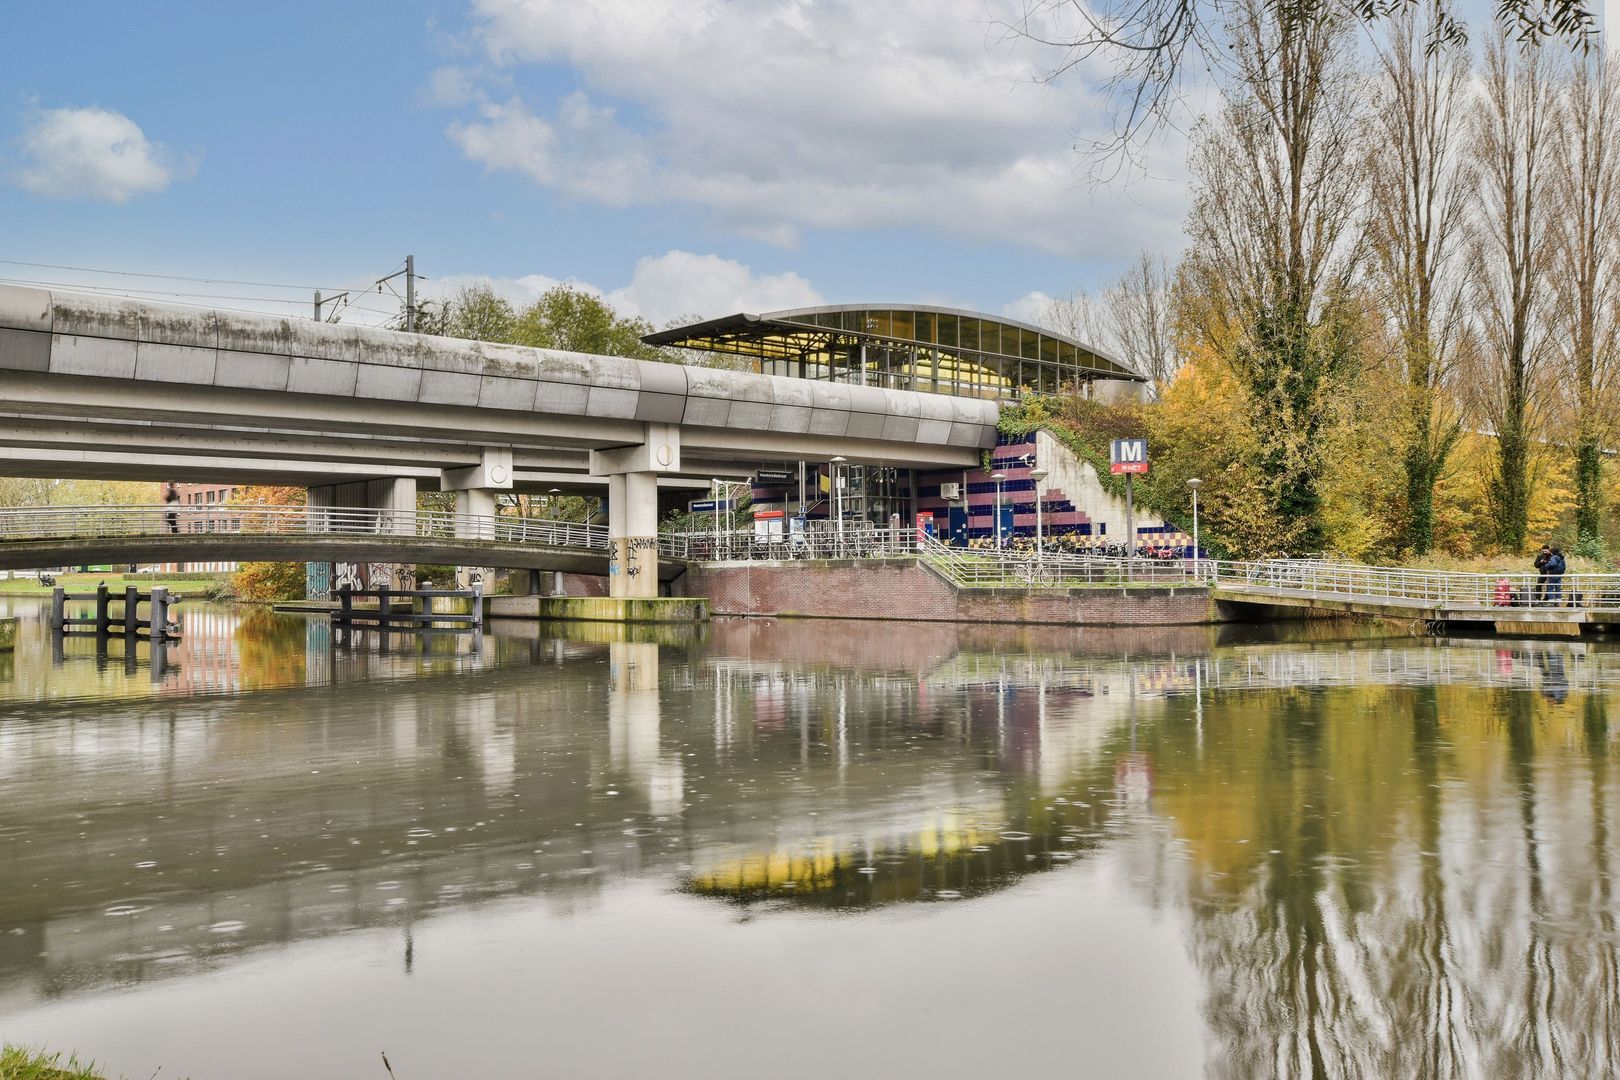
1, 597, 1617, 1079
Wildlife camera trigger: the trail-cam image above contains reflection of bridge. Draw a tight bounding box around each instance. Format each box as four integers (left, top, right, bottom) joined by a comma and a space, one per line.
0, 503, 685, 580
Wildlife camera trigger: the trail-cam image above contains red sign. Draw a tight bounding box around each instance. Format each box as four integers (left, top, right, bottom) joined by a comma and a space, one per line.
1110, 461, 1149, 475
753, 509, 785, 519
1110, 438, 1149, 475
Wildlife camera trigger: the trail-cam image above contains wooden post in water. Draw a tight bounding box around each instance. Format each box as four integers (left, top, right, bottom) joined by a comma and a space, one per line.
124, 585, 140, 638
378, 582, 391, 626
471, 581, 484, 629
95, 584, 111, 635
50, 586, 65, 630
151, 587, 169, 639
337, 586, 352, 626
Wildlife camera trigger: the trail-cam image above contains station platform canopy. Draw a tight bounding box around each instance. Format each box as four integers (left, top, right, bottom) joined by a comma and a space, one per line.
643, 304, 1143, 400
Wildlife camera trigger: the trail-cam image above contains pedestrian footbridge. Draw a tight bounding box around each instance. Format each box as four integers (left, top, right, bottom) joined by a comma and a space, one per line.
1205, 560, 1620, 634
0, 504, 686, 582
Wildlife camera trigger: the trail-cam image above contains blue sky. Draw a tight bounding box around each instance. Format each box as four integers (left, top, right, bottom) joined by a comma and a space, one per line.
1, 1, 1194, 327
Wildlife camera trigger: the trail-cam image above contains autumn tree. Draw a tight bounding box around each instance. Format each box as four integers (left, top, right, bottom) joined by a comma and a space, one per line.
1469, 36, 1557, 553
1181, 0, 1366, 553
1550, 52, 1620, 549
1365, 7, 1471, 555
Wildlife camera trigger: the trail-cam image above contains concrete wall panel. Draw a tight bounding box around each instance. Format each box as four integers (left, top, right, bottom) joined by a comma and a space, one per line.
136, 342, 218, 384
880, 415, 922, 442
680, 396, 731, 427
768, 378, 814, 410
947, 422, 984, 448
915, 419, 954, 445
589, 355, 642, 391
0, 328, 51, 372
845, 384, 889, 417
0, 286, 53, 333
418, 369, 482, 407
768, 404, 812, 433
637, 392, 688, 424
846, 411, 887, 440
586, 385, 639, 419
51, 334, 137, 379
140, 308, 218, 348
288, 356, 359, 397
727, 400, 774, 429
411, 334, 483, 375
354, 363, 422, 401
808, 409, 851, 437
525, 348, 593, 385
51, 295, 143, 341
215, 313, 350, 363
533, 380, 591, 414
809, 382, 851, 412
478, 374, 538, 411
215, 349, 290, 391
881, 388, 923, 418
639, 362, 687, 397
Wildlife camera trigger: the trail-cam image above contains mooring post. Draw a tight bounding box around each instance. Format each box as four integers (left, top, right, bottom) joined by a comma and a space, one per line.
50, 586, 65, 630
471, 581, 484, 628
95, 584, 111, 635
378, 582, 391, 625
337, 586, 352, 626
124, 585, 140, 637
151, 587, 169, 639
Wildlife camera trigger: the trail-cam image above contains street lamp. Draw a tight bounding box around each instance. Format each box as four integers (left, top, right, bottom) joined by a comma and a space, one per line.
830, 456, 847, 546
1028, 467, 1048, 559
1186, 478, 1203, 580
989, 471, 1007, 549
710, 477, 723, 555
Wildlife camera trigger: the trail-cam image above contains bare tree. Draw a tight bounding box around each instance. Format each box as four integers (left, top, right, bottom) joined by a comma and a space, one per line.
1469, 36, 1558, 553
1551, 51, 1620, 549
1365, 6, 1472, 555
1182, 0, 1367, 552
1008, 0, 1593, 164
1105, 252, 1180, 390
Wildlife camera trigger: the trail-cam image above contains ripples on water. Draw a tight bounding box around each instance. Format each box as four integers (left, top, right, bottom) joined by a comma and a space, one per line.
1, 594, 1618, 1078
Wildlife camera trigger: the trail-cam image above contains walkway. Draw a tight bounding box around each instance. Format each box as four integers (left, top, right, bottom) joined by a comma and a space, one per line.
0, 503, 684, 581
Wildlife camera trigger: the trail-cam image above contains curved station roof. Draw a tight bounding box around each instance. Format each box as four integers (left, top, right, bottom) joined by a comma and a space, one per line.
645, 304, 1143, 400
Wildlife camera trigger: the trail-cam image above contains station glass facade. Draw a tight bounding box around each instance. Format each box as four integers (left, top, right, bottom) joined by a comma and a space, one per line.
645, 305, 1141, 400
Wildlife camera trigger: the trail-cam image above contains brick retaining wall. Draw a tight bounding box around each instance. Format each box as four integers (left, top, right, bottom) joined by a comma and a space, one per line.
679, 559, 1223, 626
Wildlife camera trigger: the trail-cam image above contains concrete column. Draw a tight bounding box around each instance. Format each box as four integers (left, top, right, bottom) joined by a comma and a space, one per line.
590, 424, 679, 601
607, 471, 659, 598
443, 450, 511, 588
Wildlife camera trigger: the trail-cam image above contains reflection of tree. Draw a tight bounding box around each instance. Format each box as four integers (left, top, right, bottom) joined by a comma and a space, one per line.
231, 607, 307, 691
1160, 678, 1620, 1078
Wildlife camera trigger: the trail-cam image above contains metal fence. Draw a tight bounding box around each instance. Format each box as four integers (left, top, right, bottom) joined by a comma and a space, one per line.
1201, 558, 1620, 612
659, 524, 918, 562
0, 504, 611, 553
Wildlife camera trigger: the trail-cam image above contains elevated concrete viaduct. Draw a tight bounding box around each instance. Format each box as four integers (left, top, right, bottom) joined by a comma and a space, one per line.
0, 285, 998, 595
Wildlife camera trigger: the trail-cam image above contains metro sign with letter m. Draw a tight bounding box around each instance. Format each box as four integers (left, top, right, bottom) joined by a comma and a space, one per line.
1110, 438, 1149, 475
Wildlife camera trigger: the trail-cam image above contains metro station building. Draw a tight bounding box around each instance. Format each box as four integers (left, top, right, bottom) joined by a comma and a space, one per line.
647, 305, 1151, 543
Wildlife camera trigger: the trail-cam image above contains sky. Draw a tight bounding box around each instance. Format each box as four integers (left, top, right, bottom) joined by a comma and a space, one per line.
0, 0, 1193, 330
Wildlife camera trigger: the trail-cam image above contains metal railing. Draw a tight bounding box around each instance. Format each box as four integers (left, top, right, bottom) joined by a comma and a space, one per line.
1202, 558, 1620, 612
659, 524, 919, 562
0, 504, 611, 553
918, 536, 1197, 588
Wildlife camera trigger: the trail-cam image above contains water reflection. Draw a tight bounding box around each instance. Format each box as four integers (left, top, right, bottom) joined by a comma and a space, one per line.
2, 602, 1619, 1077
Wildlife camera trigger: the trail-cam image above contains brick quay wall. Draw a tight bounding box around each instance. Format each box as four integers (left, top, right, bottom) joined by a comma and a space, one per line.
676, 559, 1232, 627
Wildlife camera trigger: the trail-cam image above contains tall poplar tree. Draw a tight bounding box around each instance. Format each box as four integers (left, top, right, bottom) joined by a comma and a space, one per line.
1470, 36, 1556, 553
1183, 0, 1365, 552
1551, 53, 1620, 549
1366, 7, 1470, 556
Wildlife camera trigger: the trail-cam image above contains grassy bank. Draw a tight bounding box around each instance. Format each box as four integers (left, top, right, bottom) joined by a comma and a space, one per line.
0, 1046, 111, 1080
0, 572, 231, 597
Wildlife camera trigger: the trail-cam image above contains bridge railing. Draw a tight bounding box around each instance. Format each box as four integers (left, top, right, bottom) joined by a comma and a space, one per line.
659, 525, 919, 562
1203, 559, 1620, 611
0, 504, 611, 553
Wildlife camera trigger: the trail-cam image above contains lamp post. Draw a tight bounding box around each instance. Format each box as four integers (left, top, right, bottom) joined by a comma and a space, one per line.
1186, 477, 1203, 581
1029, 467, 1048, 559
990, 471, 1007, 549
831, 456, 847, 547
710, 477, 722, 556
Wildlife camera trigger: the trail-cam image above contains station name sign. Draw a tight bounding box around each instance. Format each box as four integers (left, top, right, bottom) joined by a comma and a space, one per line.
1110, 438, 1149, 475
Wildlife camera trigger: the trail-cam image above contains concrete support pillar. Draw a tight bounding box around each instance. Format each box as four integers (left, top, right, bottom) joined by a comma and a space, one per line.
607, 470, 659, 598
443, 449, 511, 589
590, 423, 680, 601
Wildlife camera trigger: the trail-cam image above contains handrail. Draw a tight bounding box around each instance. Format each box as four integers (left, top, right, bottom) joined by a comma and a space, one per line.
0, 503, 611, 553
1199, 558, 1620, 612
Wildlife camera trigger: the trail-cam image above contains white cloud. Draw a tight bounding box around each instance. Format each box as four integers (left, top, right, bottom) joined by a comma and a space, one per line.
443, 0, 1190, 258
427, 250, 823, 326
1001, 290, 1058, 327
12, 106, 191, 202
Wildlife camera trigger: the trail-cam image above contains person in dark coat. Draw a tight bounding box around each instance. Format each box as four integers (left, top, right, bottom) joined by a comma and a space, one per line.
163, 482, 181, 534
1546, 546, 1567, 606
1533, 545, 1552, 605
